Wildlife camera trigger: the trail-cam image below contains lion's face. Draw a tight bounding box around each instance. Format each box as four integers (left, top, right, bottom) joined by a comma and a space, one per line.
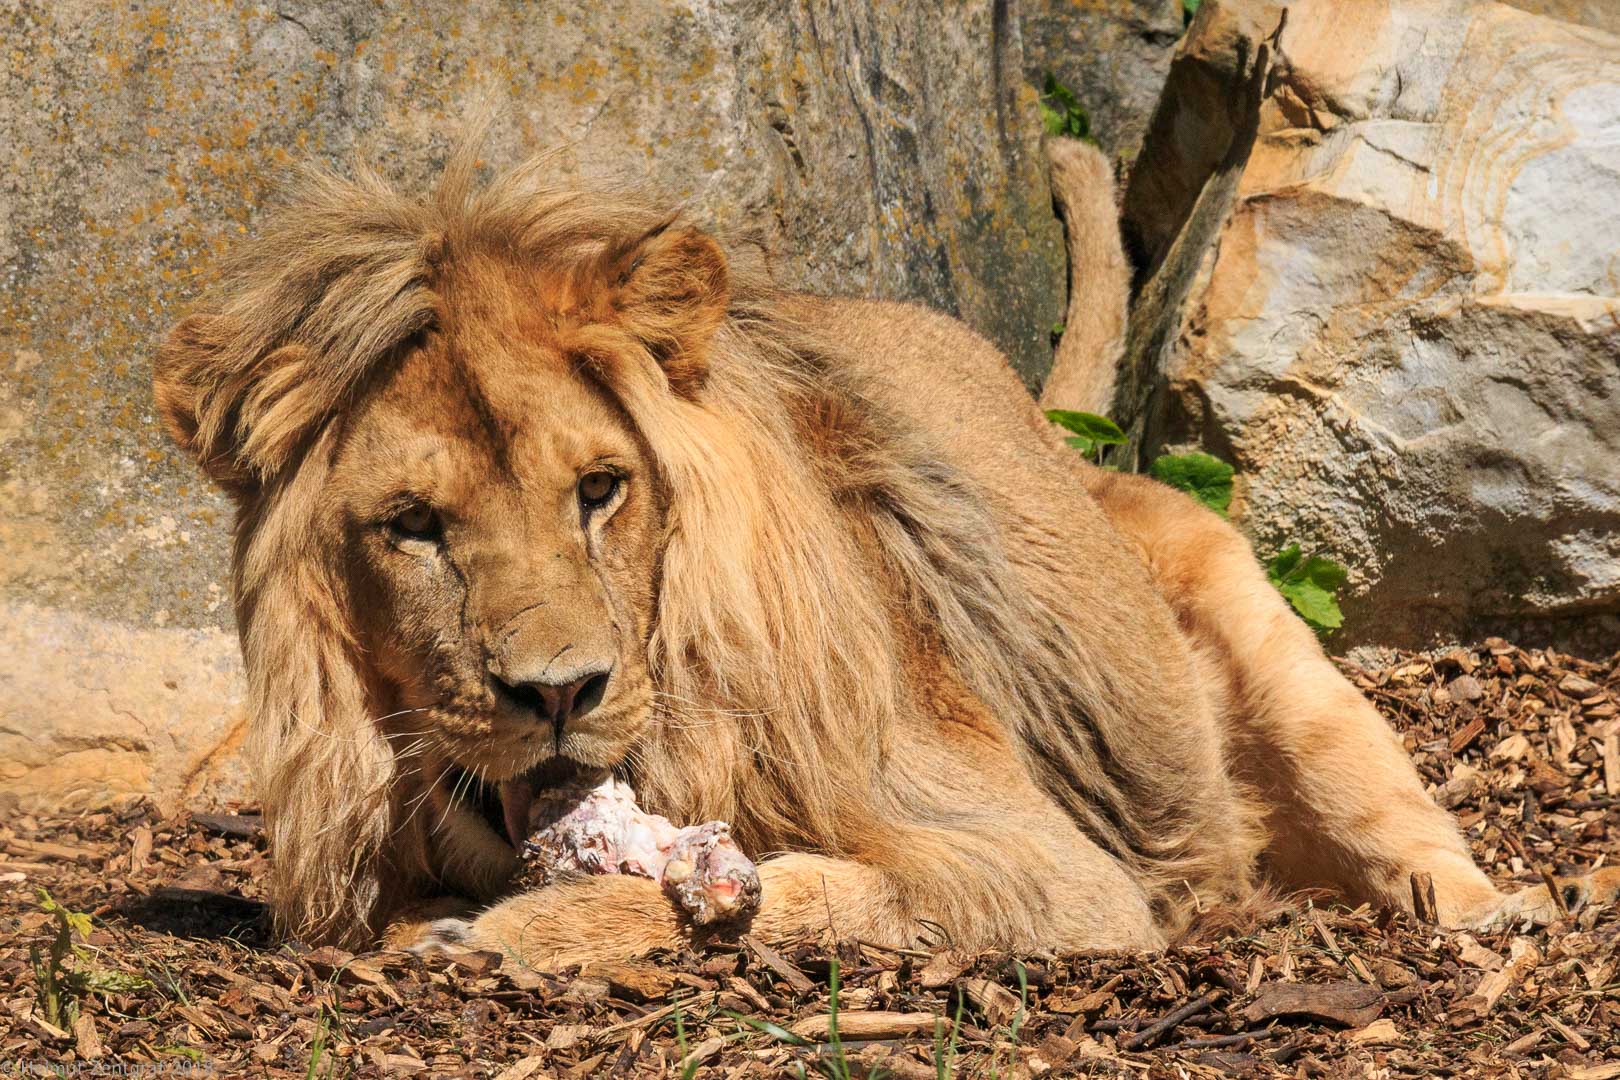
154, 168, 738, 900
326, 271, 663, 825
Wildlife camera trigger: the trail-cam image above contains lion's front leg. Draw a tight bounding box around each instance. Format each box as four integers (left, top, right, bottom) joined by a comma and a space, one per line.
416, 874, 687, 969
411, 856, 912, 969
1455, 866, 1620, 932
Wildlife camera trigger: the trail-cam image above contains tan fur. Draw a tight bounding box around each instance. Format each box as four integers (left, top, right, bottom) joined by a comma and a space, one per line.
153, 136, 1612, 966
1040, 139, 1129, 416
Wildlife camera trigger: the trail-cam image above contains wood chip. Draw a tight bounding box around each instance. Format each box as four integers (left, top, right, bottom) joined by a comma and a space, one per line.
565, 1052, 608, 1077
1491, 734, 1532, 762
447, 950, 504, 976
1120, 991, 1223, 1050
1409, 872, 1438, 923
743, 934, 816, 995
1242, 981, 1383, 1028
1545, 1014, 1591, 1052
190, 812, 264, 838
916, 949, 973, 990
960, 977, 1022, 1028
789, 1011, 946, 1040
128, 826, 152, 873
1449, 937, 1540, 1026
72, 1014, 104, 1059
1310, 909, 1343, 958
5, 839, 94, 862
586, 960, 676, 1002
1454, 934, 1504, 971
1559, 674, 1602, 698
546, 1024, 590, 1050
677, 1037, 726, 1073
1347, 1017, 1401, 1045
1568, 1066, 1620, 1080
492, 1056, 548, 1080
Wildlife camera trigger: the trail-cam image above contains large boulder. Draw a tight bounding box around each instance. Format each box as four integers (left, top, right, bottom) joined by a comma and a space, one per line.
1118, 0, 1620, 648
1, 2, 1077, 811
1502, 0, 1620, 33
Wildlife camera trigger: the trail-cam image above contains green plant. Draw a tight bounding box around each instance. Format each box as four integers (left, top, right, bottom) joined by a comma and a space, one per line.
1266, 544, 1348, 633
933, 990, 966, 1080
28, 889, 83, 1027
28, 889, 150, 1028
304, 1005, 341, 1080
1145, 450, 1349, 634
1149, 452, 1234, 517
674, 996, 703, 1080
1046, 409, 1126, 464
987, 963, 1030, 1080
1038, 74, 1093, 142
1008, 961, 1029, 1044
1182, 0, 1201, 23
732, 960, 885, 1080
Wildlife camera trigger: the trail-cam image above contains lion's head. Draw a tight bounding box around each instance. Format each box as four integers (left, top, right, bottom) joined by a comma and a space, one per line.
152, 148, 917, 946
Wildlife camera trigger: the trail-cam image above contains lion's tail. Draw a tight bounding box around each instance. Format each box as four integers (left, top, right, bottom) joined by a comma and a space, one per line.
1039, 137, 1129, 417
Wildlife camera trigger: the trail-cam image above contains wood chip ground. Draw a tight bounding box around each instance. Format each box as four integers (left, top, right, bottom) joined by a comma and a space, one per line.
3, 639, 1617, 1077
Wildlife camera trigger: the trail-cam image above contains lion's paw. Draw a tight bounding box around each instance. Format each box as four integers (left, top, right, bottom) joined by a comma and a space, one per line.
1463, 867, 1620, 932
406, 917, 477, 956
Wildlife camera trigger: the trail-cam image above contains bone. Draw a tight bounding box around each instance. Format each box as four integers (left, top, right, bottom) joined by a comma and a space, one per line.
515, 774, 761, 925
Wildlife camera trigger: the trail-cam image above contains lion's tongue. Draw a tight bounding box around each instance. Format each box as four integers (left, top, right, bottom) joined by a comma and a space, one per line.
500, 776, 536, 849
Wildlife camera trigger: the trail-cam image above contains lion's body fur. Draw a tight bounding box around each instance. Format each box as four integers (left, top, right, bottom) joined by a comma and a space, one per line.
154, 138, 1594, 965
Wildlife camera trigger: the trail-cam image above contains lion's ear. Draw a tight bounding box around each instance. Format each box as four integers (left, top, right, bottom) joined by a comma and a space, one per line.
604, 224, 729, 396
153, 313, 321, 497
154, 313, 255, 494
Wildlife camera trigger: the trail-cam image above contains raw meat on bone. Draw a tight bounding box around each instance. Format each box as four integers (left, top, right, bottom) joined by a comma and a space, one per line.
504, 773, 761, 925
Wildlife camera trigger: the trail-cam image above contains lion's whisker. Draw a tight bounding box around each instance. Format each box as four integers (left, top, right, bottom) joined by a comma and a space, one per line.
398, 762, 455, 837
434, 763, 477, 836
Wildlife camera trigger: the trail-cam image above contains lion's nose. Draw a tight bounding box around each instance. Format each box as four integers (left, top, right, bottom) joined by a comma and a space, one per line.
495, 665, 612, 736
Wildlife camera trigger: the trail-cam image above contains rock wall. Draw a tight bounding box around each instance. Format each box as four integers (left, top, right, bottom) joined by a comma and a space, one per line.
3, 1, 1161, 811
1118, 0, 1620, 648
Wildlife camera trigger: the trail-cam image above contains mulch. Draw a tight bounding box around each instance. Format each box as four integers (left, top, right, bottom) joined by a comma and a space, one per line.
2, 639, 1617, 1078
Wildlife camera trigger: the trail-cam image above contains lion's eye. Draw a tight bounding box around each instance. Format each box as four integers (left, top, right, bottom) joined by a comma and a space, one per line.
578, 470, 620, 510
390, 504, 441, 540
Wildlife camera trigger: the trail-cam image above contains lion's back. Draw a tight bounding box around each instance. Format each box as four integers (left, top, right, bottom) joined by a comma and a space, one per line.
785, 295, 1074, 487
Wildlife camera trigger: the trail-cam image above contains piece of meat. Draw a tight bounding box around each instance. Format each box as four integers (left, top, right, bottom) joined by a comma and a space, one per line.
508, 773, 761, 925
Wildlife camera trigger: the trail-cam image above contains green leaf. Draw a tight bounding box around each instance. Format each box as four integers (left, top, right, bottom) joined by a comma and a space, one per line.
78, 968, 153, 995
1046, 410, 1125, 444
1265, 544, 1303, 584
1278, 579, 1344, 630
1182, 0, 1201, 21
1149, 452, 1234, 517
722, 1010, 813, 1047
1043, 99, 1069, 135
37, 889, 94, 939
1037, 100, 1066, 136
1049, 410, 1125, 458
1301, 555, 1348, 592
1039, 74, 1093, 142
1266, 546, 1347, 632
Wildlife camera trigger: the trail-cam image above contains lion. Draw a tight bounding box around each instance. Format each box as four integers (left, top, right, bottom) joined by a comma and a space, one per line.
152, 136, 1616, 969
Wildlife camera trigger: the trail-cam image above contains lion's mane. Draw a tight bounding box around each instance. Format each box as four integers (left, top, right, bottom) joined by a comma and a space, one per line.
156, 144, 1225, 947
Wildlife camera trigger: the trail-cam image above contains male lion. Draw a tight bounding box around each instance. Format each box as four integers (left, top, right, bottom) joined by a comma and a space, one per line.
153, 138, 1614, 968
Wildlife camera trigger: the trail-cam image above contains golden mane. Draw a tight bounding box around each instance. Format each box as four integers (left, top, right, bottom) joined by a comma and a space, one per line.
156, 145, 1229, 947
